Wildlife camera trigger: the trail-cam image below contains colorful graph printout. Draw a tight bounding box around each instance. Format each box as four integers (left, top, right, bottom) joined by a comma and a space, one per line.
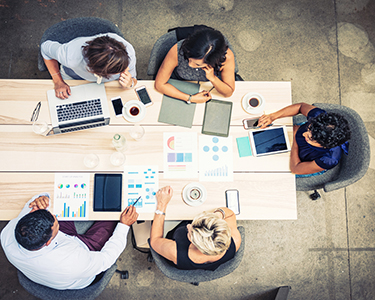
199, 135, 234, 182
124, 166, 159, 213
163, 132, 198, 179
54, 173, 90, 220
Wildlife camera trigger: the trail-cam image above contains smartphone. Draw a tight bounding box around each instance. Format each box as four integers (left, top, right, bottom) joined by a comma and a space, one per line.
225, 189, 240, 215
242, 118, 259, 129
111, 97, 123, 117
135, 86, 153, 107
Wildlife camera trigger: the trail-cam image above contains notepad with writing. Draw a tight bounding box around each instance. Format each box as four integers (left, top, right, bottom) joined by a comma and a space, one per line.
158, 79, 199, 128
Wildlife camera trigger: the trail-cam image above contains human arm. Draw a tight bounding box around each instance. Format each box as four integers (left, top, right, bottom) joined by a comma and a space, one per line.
118, 67, 138, 89
289, 125, 326, 174
154, 45, 211, 103
213, 207, 241, 251
149, 186, 178, 264
258, 102, 316, 129
202, 49, 235, 97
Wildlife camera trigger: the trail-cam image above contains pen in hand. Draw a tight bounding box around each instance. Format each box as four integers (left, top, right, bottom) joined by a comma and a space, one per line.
132, 196, 141, 206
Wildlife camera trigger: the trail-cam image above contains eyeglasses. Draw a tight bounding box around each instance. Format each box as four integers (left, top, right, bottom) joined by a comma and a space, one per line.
30, 102, 41, 122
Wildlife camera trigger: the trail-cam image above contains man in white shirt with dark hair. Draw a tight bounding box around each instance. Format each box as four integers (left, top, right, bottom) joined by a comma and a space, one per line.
0, 193, 138, 290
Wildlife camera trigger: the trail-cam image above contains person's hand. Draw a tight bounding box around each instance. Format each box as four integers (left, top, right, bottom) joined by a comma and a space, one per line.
202, 65, 215, 81
155, 186, 173, 211
257, 114, 274, 128
54, 81, 71, 99
191, 91, 211, 103
29, 196, 50, 212
119, 67, 133, 88
120, 205, 139, 226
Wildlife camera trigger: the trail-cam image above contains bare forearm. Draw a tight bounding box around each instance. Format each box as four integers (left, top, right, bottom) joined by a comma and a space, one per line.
155, 82, 190, 102
209, 76, 234, 97
43, 58, 64, 84
289, 140, 301, 173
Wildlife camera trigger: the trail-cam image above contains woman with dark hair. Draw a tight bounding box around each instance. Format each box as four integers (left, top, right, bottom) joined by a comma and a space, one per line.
41, 33, 137, 99
155, 27, 235, 103
258, 103, 351, 176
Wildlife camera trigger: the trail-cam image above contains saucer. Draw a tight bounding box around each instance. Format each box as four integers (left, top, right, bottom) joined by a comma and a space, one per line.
122, 100, 146, 123
182, 183, 207, 207
241, 92, 265, 114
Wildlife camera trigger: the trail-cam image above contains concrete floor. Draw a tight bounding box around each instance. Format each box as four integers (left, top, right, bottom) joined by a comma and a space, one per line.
1, 0, 375, 299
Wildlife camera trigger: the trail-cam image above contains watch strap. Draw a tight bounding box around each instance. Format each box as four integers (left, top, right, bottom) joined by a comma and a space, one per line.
155, 209, 166, 215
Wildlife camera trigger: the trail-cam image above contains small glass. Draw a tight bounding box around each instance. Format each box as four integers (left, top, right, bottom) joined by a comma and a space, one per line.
110, 152, 126, 166
32, 120, 50, 135
83, 153, 100, 168
129, 124, 145, 141
112, 134, 127, 152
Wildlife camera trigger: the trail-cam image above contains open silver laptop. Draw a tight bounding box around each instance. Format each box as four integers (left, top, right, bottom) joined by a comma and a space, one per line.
47, 83, 110, 135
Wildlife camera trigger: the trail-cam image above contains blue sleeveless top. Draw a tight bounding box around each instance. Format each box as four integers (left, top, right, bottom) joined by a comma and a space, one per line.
296, 108, 349, 170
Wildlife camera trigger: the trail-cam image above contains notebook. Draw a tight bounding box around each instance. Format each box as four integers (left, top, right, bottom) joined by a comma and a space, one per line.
47, 83, 110, 135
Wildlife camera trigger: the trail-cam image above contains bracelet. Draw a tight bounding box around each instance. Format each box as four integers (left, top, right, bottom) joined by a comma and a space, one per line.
213, 208, 225, 219
187, 94, 192, 104
155, 210, 166, 215
127, 78, 135, 89
50, 72, 60, 77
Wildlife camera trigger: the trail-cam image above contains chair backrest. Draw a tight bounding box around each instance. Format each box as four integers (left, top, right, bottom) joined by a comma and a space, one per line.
17, 263, 117, 300
295, 103, 370, 192
148, 226, 245, 283
38, 17, 124, 72
146, 28, 239, 78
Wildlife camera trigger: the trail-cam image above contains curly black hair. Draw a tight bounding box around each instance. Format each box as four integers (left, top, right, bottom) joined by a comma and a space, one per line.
309, 112, 351, 148
15, 209, 55, 250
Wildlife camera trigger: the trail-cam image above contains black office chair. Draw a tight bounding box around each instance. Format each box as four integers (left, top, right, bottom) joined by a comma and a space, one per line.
38, 17, 124, 72
147, 226, 245, 285
147, 25, 243, 81
294, 103, 370, 200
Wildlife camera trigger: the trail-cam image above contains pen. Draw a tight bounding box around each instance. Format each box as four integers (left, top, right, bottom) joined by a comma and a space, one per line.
31, 101, 41, 122
208, 86, 215, 92
132, 196, 141, 206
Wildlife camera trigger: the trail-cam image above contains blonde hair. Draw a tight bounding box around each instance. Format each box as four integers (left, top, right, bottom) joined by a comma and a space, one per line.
190, 212, 231, 256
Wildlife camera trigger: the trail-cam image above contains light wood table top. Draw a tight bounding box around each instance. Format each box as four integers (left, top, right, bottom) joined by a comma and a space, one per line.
0, 79, 296, 221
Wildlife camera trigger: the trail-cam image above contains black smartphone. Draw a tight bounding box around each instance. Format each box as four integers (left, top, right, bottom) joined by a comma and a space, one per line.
225, 189, 240, 215
111, 97, 123, 117
135, 85, 153, 107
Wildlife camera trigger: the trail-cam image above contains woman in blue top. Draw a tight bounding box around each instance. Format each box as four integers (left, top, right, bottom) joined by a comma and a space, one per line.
258, 103, 351, 175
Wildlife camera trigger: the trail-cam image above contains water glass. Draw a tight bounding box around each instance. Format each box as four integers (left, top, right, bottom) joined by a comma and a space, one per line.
129, 124, 145, 141
110, 152, 126, 166
32, 120, 50, 135
83, 153, 100, 168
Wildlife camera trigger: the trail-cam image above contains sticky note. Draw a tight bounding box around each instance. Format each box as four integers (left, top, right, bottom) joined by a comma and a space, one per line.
236, 136, 252, 157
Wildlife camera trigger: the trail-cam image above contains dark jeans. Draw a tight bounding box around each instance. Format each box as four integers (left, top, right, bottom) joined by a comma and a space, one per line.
59, 221, 118, 251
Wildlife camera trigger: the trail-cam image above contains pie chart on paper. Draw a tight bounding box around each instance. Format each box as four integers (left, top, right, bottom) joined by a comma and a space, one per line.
167, 136, 175, 150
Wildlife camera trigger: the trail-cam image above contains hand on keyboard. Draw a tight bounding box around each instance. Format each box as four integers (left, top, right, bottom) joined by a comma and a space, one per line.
54, 81, 71, 99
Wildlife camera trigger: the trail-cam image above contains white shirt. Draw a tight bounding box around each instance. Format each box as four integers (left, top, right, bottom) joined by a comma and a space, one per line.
0, 193, 129, 290
41, 33, 137, 82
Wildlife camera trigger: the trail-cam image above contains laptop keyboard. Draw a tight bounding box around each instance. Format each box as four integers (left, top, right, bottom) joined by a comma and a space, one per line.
56, 99, 103, 122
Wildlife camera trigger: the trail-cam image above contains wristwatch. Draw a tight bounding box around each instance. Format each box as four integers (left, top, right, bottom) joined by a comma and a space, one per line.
155, 210, 166, 215
187, 94, 192, 104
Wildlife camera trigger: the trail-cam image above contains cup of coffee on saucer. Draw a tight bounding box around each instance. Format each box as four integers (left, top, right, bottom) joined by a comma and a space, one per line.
122, 100, 146, 123
241, 92, 265, 114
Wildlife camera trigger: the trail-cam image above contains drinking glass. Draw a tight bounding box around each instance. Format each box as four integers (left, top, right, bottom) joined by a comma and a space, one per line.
83, 153, 100, 168
129, 124, 145, 141
110, 152, 126, 166
32, 120, 50, 135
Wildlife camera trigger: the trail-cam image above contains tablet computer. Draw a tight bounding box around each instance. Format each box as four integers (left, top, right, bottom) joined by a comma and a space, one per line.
202, 99, 232, 137
248, 126, 291, 157
93, 174, 123, 212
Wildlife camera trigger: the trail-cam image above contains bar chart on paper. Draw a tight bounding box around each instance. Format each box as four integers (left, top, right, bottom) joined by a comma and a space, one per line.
124, 166, 159, 213
199, 135, 233, 182
53, 173, 90, 220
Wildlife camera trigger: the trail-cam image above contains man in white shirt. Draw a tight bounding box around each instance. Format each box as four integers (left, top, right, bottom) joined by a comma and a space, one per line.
0, 193, 138, 290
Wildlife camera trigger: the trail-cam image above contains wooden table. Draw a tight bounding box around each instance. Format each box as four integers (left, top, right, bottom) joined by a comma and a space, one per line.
0, 79, 297, 220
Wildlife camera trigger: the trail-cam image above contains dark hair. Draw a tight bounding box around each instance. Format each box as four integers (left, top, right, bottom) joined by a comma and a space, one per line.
15, 210, 55, 251
82, 36, 129, 79
180, 27, 228, 74
309, 112, 351, 148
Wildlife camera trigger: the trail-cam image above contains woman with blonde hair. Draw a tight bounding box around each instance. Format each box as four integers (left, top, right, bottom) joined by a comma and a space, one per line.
150, 186, 241, 270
